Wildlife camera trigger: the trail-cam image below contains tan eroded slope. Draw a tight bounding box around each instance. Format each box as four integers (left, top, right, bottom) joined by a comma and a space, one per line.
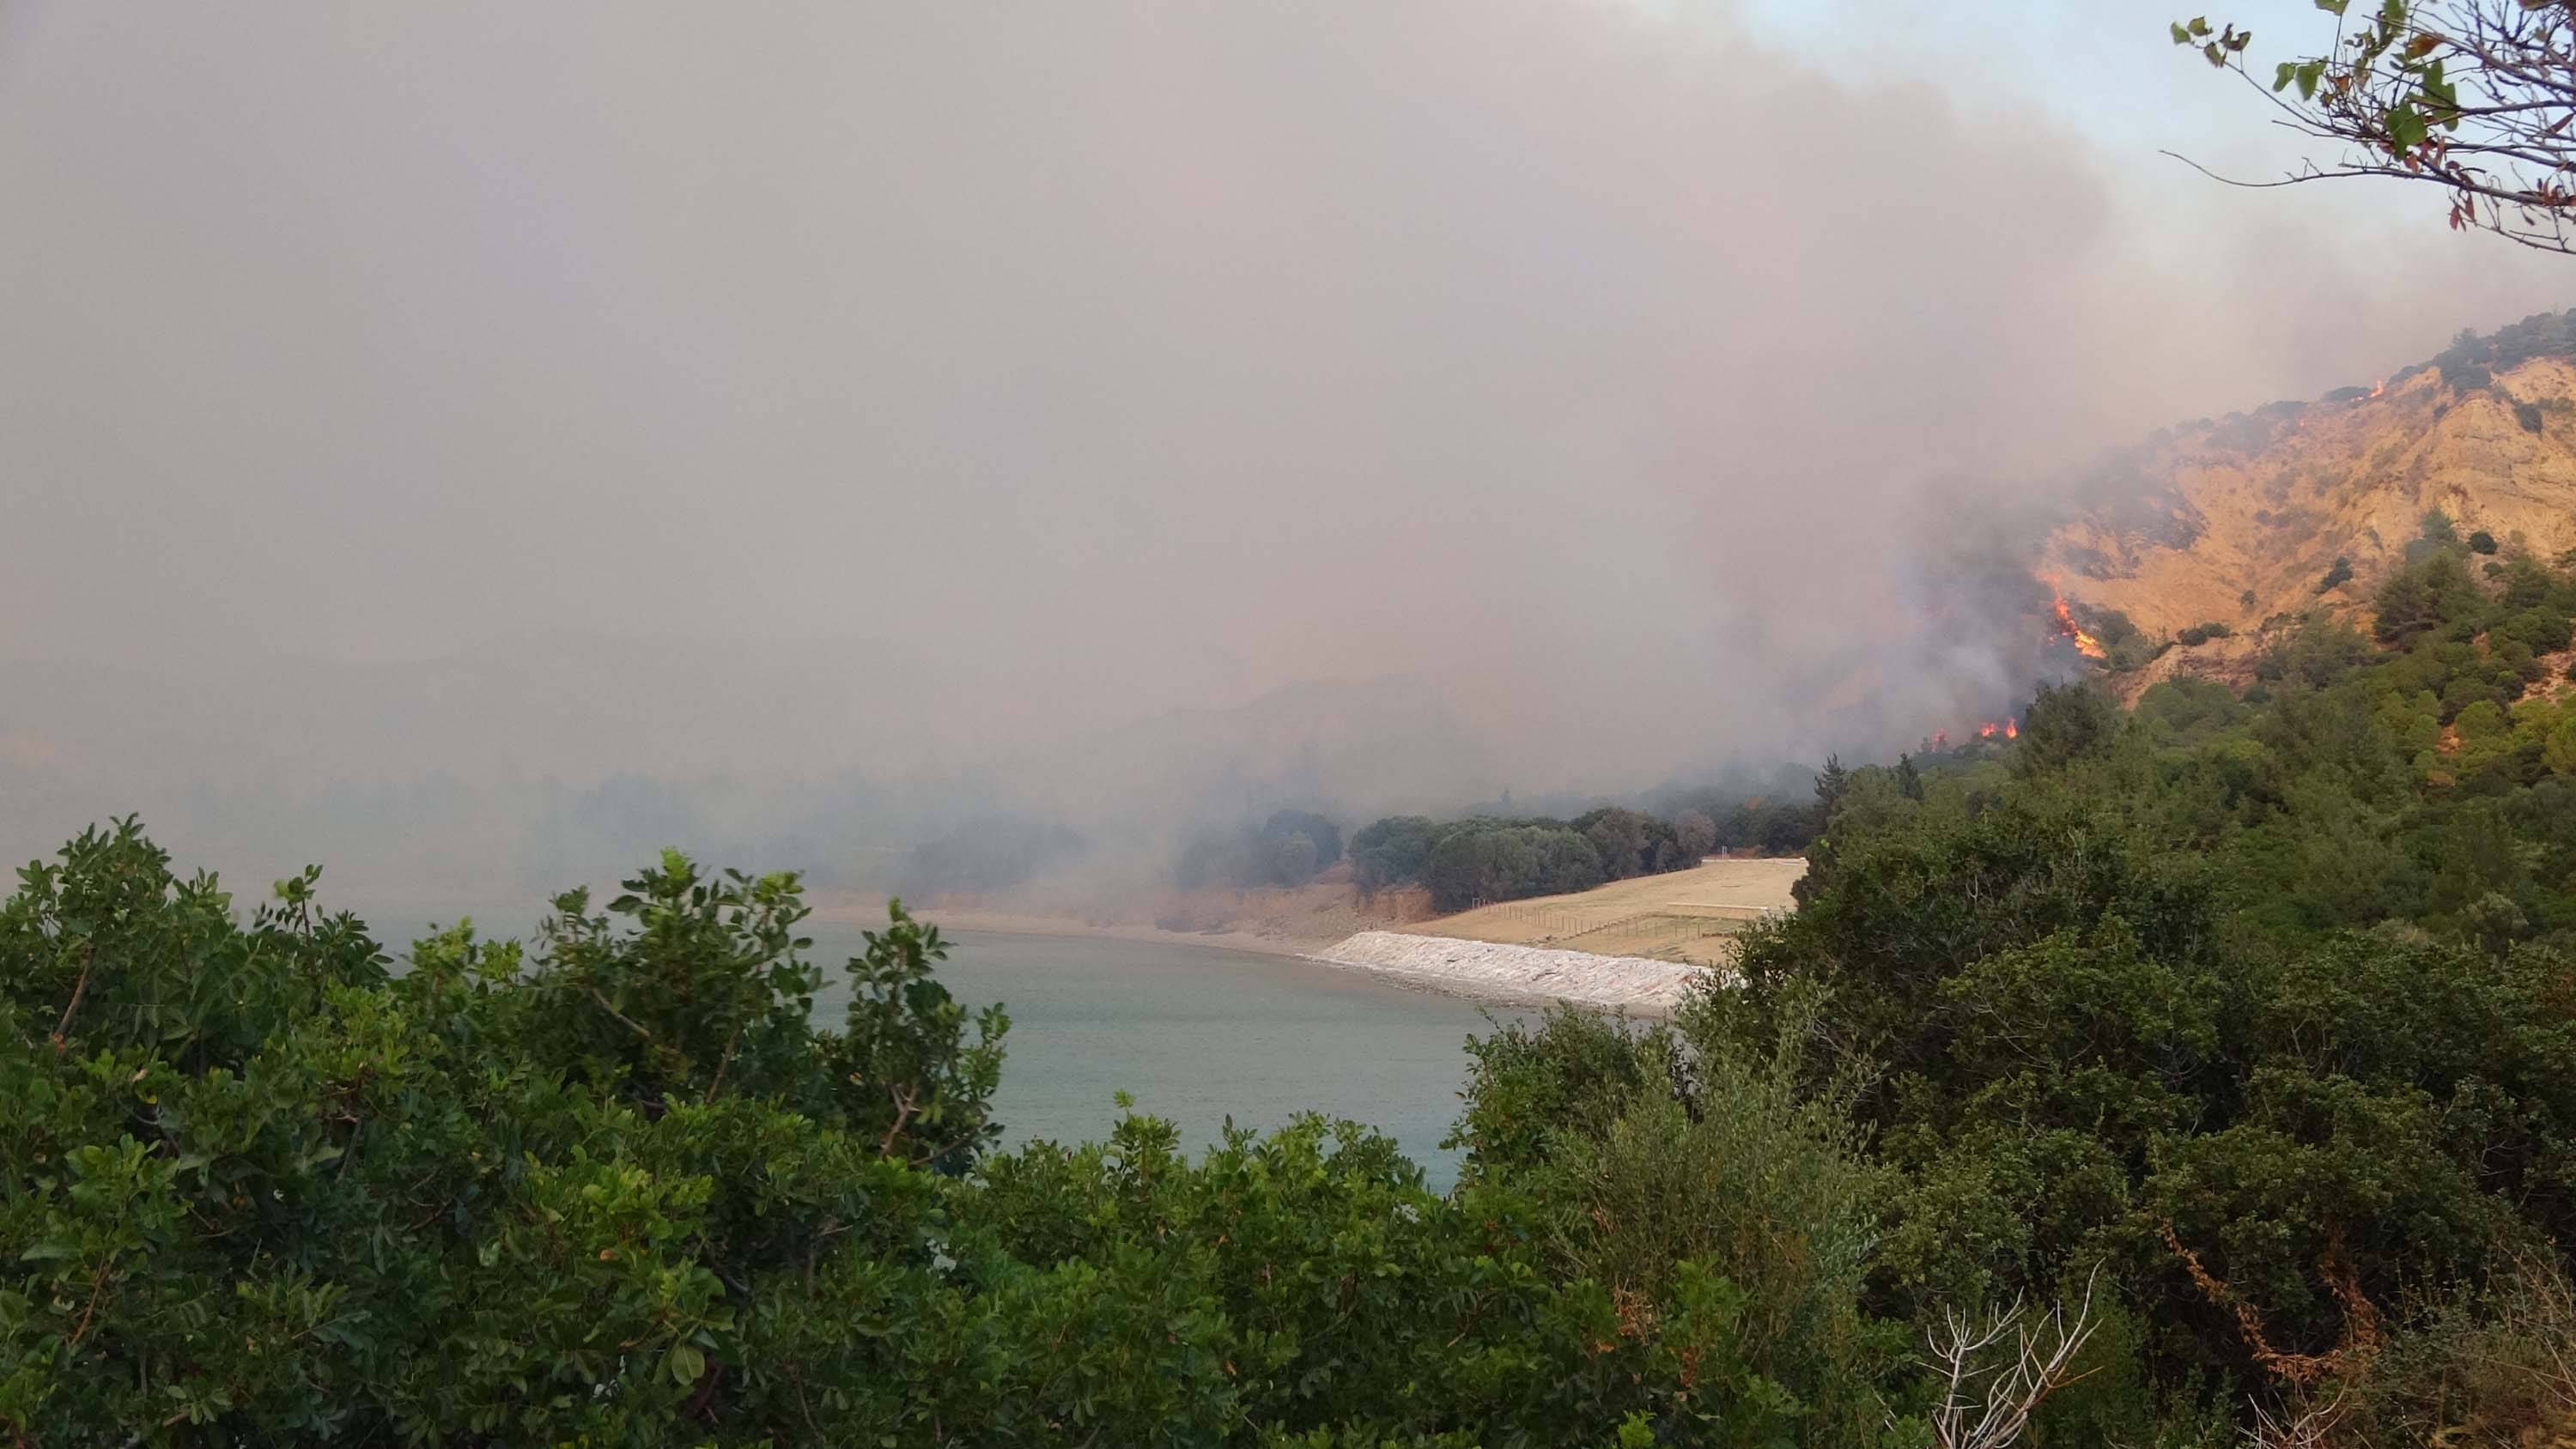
2041, 357, 2576, 699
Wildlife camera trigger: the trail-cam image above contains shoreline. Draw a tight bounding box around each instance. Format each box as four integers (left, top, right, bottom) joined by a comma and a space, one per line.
1291, 950, 1676, 1016
814, 900, 1700, 1014
809, 859, 1799, 997
817, 903, 1334, 965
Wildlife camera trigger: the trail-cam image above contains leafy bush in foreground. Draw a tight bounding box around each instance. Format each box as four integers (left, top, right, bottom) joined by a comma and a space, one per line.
0, 820, 1917, 1446
1719, 567, 2576, 1437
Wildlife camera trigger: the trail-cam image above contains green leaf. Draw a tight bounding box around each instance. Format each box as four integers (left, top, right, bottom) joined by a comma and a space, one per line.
2387, 102, 2428, 150
666, 1342, 705, 1385
2297, 60, 2325, 100
2421, 60, 2459, 121
2173, 20, 2194, 44
2189, 15, 2212, 35
2316, 0, 2348, 13
2275, 60, 2297, 91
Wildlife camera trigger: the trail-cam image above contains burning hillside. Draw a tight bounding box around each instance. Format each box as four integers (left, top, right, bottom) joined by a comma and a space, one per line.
1922, 591, 2108, 746
2050, 592, 2106, 660
2043, 316, 2576, 670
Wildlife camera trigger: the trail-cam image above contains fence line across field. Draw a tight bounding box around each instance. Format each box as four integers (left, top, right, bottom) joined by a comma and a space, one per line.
1435, 902, 1789, 976
1455, 899, 1786, 931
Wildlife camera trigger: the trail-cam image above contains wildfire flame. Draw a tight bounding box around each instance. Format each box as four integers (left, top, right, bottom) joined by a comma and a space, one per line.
2050, 594, 2107, 661
1972, 718, 2020, 741
2368, 377, 2386, 399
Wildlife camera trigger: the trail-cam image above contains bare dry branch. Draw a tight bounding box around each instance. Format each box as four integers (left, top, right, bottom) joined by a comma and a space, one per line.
1921, 1266, 2105, 1449
49, 941, 95, 1055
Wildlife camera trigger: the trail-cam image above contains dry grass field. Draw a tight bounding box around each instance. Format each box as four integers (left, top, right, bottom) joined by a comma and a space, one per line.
1405, 857, 1806, 967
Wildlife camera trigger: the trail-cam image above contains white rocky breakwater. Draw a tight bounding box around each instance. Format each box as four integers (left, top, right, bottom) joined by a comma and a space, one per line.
1304, 931, 1717, 1012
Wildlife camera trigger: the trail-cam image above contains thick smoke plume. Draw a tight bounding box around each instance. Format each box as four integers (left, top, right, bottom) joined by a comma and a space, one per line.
1, 1, 2566, 903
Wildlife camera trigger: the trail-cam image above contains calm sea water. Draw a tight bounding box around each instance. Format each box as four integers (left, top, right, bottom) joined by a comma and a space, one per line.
366, 913, 1503, 1189
810, 928, 1503, 1189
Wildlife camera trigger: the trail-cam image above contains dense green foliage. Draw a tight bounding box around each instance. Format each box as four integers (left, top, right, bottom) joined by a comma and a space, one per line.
1703, 534, 2576, 1441
1340, 803, 1762, 906
1346, 815, 1446, 896
1349, 810, 1710, 911
0, 823, 1940, 1446
1, 831, 1009, 1442
1419, 823, 1606, 912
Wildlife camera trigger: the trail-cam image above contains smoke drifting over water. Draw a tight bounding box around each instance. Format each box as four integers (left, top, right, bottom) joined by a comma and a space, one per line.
2, 2, 2567, 900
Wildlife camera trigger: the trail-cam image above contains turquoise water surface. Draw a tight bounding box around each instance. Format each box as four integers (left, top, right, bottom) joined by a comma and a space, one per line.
809, 927, 1504, 1189
371, 912, 1504, 1190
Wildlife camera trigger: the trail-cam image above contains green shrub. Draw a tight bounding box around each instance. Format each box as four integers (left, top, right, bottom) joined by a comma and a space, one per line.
1420, 823, 1603, 911
2374, 550, 2482, 645
1455, 1001, 1910, 1445
2327, 1252, 2576, 1446
1349, 815, 1443, 894
0, 820, 1946, 1447
0, 822, 1010, 1443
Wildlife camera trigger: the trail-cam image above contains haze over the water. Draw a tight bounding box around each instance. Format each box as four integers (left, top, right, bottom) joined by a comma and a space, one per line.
3, 1, 2567, 900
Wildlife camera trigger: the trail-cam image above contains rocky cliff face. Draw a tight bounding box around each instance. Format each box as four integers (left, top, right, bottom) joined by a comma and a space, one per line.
2043, 349, 2576, 699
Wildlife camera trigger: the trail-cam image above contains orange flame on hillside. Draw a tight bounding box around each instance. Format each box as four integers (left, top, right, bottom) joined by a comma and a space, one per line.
2050, 594, 2107, 660
1929, 718, 2022, 751
2368, 377, 2387, 399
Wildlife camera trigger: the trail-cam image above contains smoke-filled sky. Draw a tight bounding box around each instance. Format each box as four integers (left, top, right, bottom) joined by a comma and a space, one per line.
3, 1, 2567, 899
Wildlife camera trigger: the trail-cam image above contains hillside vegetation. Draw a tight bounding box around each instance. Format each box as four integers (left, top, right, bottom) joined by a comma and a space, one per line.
2047, 310, 2576, 700
1674, 528, 2576, 1443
